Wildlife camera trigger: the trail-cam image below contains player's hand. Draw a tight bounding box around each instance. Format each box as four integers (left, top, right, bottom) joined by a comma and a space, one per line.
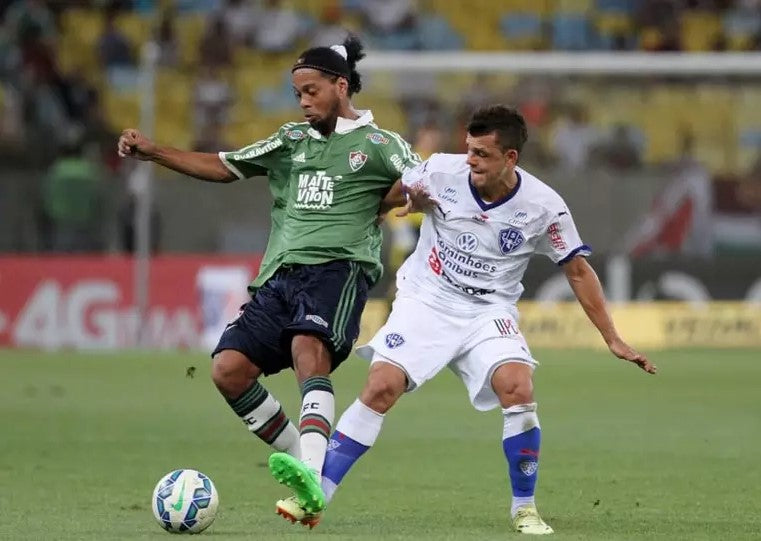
608, 338, 657, 374
396, 184, 436, 217
118, 129, 157, 161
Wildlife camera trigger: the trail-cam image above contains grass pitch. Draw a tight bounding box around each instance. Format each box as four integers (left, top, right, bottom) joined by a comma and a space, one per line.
1, 348, 760, 540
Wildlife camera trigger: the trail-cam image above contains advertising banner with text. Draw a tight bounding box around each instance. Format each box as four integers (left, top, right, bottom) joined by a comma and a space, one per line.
0, 255, 261, 350
1, 256, 759, 350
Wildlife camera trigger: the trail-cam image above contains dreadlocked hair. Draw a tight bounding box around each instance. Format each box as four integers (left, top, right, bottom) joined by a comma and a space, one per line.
343, 34, 365, 96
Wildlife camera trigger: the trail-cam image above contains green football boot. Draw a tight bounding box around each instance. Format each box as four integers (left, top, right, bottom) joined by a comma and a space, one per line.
268, 452, 326, 514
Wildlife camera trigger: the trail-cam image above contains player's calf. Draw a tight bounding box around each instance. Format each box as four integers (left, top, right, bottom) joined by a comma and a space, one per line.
211, 350, 260, 398
292, 335, 335, 476
319, 357, 406, 502
212, 350, 300, 457
502, 402, 541, 516
321, 398, 385, 503
492, 363, 545, 523
358, 360, 407, 413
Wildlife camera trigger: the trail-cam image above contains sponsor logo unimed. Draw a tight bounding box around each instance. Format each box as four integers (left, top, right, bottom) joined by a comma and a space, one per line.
366, 132, 389, 145
286, 129, 306, 140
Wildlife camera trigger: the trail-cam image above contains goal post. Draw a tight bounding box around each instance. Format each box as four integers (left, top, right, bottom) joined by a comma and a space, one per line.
361, 51, 761, 76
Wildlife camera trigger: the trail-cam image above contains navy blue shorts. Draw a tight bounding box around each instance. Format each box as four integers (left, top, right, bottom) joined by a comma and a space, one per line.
211, 260, 369, 376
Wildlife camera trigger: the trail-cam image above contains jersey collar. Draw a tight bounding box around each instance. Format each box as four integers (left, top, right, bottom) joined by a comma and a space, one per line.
306, 110, 374, 139
468, 170, 522, 211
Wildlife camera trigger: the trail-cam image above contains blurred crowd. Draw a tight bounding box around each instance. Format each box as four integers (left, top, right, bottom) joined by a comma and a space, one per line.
1, 0, 760, 257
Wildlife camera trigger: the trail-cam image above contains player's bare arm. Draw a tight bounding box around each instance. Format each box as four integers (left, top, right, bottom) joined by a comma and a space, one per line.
379, 180, 406, 215
375, 181, 437, 225
563, 256, 657, 374
117, 129, 236, 183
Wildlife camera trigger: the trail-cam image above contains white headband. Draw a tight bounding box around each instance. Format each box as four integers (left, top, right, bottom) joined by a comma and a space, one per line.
330, 45, 348, 60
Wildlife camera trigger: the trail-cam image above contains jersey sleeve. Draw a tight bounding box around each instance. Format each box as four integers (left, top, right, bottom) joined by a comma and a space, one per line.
535, 200, 592, 265
379, 131, 421, 180
218, 126, 290, 179
400, 156, 433, 190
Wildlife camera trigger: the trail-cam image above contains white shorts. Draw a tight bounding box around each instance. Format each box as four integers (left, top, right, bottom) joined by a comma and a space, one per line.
356, 295, 537, 411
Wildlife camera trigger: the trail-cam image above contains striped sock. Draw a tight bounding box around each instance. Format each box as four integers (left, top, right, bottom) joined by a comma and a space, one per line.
299, 376, 334, 477
226, 381, 300, 458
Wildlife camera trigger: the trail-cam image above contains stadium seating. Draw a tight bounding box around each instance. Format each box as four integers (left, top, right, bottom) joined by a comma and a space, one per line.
48, 2, 757, 171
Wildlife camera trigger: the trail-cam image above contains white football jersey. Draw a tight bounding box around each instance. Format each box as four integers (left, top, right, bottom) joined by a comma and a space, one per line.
397, 153, 591, 313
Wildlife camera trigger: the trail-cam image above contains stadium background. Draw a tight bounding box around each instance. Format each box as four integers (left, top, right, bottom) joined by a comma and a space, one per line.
1, 2, 760, 540
2, 0, 760, 351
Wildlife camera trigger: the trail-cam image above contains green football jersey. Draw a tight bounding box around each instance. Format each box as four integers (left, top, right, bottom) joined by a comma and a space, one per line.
220, 111, 419, 289
219, 122, 299, 293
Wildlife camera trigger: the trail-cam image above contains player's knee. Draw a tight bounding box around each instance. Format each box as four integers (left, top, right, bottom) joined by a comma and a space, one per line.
360, 368, 405, 414
496, 377, 534, 408
291, 334, 332, 379
211, 351, 255, 398
492, 362, 534, 408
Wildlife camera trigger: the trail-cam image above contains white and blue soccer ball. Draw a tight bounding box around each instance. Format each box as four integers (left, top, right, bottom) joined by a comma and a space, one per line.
151, 469, 219, 534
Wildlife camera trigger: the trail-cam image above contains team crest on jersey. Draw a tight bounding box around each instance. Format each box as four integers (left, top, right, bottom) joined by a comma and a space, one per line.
385, 333, 405, 349
498, 228, 525, 254
286, 129, 306, 140
456, 232, 479, 253
366, 132, 389, 145
349, 150, 368, 172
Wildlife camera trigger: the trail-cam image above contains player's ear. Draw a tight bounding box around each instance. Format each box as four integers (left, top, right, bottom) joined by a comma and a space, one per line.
504, 148, 519, 166
336, 76, 349, 98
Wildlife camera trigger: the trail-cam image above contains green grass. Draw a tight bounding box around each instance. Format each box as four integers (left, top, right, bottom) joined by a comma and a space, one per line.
1, 349, 760, 540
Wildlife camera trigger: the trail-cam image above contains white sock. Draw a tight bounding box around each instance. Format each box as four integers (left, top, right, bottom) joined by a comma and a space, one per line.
335, 399, 385, 447
270, 421, 301, 459
299, 376, 335, 477
511, 496, 536, 517
502, 402, 540, 439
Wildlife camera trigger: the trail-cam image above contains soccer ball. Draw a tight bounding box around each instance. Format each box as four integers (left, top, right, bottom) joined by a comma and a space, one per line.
151, 469, 219, 534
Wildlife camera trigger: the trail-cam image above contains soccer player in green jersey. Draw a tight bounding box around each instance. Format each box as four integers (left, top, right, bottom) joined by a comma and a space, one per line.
117, 36, 419, 520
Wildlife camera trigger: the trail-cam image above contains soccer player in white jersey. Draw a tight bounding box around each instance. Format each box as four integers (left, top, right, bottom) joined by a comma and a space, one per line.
277, 105, 657, 533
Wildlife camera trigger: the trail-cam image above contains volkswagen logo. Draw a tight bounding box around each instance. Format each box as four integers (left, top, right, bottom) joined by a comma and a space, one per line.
456, 232, 479, 253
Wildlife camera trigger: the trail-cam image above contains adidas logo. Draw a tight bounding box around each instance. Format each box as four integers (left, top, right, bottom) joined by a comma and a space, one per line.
294, 152, 306, 163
